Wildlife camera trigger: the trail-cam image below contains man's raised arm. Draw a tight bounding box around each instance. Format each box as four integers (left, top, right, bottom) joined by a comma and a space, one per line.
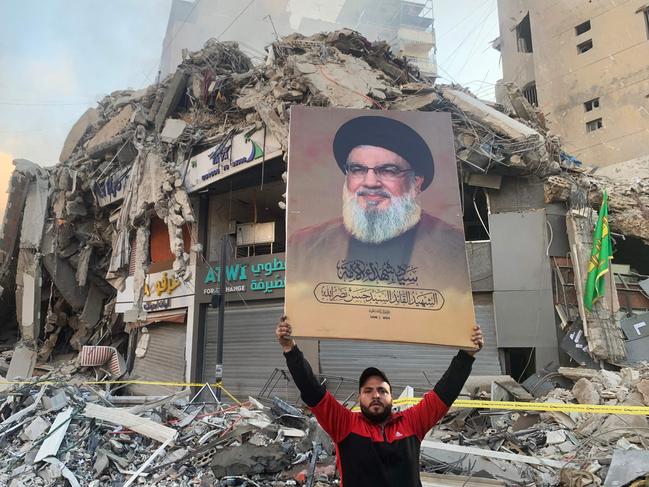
276, 316, 326, 407
405, 325, 484, 439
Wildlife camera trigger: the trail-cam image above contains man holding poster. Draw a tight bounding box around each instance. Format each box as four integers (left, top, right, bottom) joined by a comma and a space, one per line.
276, 318, 484, 487
286, 106, 475, 347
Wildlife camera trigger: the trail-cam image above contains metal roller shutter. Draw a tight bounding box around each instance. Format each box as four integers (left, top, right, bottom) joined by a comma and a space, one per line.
205, 302, 286, 399
319, 293, 501, 398
130, 323, 186, 396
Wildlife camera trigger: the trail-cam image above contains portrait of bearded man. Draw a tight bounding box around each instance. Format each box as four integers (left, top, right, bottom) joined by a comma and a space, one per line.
285, 108, 475, 346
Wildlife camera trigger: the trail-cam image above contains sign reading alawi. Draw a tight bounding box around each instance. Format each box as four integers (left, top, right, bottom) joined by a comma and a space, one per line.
197, 254, 286, 302
183, 126, 283, 193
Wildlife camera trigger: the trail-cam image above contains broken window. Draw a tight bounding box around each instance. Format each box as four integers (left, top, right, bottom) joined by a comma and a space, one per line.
515, 13, 533, 53
522, 82, 538, 106
150, 217, 192, 272
502, 347, 536, 381
586, 117, 603, 133
462, 186, 490, 241
575, 20, 591, 36
584, 97, 600, 112
577, 39, 593, 54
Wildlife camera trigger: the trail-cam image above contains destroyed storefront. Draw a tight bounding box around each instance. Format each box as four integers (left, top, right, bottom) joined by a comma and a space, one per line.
187, 124, 294, 396
186, 131, 504, 401
114, 233, 195, 396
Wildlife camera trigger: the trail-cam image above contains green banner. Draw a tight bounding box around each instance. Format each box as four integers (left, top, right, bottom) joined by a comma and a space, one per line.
584, 191, 612, 311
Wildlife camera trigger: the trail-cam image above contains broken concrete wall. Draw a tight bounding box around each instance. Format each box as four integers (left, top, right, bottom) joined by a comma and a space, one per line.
14, 250, 42, 344
59, 107, 99, 163
19, 163, 49, 250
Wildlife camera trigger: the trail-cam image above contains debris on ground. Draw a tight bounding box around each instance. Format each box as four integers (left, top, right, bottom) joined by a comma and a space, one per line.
1, 359, 649, 485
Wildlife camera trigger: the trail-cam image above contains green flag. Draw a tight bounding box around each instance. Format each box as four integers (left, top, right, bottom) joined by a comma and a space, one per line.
584, 191, 612, 311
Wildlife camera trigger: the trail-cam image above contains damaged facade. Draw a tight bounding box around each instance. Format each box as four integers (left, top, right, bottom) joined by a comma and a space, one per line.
494, 0, 649, 167
1, 27, 649, 485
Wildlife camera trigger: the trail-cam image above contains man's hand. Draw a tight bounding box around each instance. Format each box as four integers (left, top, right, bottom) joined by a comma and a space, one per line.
466, 325, 484, 357
276, 316, 296, 353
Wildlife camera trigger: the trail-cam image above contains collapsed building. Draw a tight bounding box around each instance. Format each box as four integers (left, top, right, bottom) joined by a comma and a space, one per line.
1, 30, 649, 485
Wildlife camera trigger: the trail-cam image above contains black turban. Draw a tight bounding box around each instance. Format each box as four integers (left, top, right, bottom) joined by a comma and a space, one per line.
333, 115, 435, 189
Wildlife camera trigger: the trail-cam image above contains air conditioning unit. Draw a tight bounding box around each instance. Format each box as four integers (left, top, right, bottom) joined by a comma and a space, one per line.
236, 222, 275, 246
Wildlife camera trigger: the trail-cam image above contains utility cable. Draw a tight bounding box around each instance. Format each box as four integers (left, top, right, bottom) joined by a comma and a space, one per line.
215, 0, 257, 41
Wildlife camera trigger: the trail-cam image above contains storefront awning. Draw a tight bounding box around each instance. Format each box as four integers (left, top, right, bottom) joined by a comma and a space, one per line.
127, 309, 187, 330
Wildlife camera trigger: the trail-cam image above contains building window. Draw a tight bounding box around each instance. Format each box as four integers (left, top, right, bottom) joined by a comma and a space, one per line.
584, 97, 600, 112
575, 20, 591, 36
522, 82, 538, 106
149, 217, 191, 272
577, 39, 593, 54
516, 13, 533, 53
644, 8, 649, 39
586, 118, 603, 133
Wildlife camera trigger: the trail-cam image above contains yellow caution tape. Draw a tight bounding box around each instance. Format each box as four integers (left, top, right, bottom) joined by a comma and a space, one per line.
0, 380, 241, 405
4, 380, 647, 416
388, 397, 649, 416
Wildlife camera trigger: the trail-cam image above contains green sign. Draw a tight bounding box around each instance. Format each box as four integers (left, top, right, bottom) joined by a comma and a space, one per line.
200, 254, 286, 301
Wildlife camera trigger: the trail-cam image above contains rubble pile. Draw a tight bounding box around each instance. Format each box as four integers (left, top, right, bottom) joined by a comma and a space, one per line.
2, 359, 649, 485
421, 364, 649, 485
0, 364, 337, 487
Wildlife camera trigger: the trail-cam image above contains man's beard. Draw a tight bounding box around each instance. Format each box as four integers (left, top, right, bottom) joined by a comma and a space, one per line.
342, 183, 422, 244
360, 402, 392, 424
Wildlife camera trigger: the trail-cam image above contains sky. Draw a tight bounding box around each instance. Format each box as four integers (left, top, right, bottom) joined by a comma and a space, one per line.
0, 0, 501, 213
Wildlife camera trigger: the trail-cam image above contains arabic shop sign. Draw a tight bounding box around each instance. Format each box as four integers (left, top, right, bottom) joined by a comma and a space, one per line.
94, 166, 130, 207
142, 271, 193, 303
183, 126, 283, 193
143, 298, 171, 312
198, 254, 286, 302
144, 271, 184, 298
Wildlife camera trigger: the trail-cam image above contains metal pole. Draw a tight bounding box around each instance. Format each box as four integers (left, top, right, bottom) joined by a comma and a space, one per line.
216, 235, 227, 400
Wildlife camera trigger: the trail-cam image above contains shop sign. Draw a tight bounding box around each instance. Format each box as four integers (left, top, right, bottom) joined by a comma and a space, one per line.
144, 271, 184, 298
94, 166, 130, 207
183, 126, 282, 193
199, 254, 286, 302
116, 270, 194, 314
143, 298, 171, 312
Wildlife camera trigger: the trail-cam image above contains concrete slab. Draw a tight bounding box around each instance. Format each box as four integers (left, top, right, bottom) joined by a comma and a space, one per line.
59, 108, 99, 162
160, 119, 187, 143
42, 390, 69, 411
20, 416, 51, 441
73, 285, 107, 349
41, 240, 88, 311
20, 171, 49, 250
6, 345, 36, 381
19, 264, 41, 342
86, 105, 134, 155
442, 88, 540, 140
154, 69, 188, 132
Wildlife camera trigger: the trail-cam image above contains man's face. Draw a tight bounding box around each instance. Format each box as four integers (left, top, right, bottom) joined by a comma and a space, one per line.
359, 376, 393, 424
346, 145, 424, 211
